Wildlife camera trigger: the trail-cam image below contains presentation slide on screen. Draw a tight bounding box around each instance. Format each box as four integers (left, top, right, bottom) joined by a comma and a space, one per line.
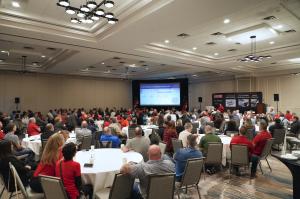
140, 83, 180, 106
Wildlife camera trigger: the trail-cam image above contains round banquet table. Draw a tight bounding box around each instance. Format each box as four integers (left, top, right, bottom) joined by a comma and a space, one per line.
74, 148, 143, 193
21, 133, 77, 156
197, 134, 232, 166
122, 125, 158, 139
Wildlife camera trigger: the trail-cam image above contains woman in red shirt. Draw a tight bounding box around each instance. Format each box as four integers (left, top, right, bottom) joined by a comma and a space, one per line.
30, 133, 65, 192
56, 143, 82, 199
163, 121, 178, 154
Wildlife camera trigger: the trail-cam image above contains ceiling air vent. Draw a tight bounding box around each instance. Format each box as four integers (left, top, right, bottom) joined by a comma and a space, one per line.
228, 49, 237, 52
113, 57, 121, 59
206, 42, 216, 45
270, 62, 277, 65
285, 29, 296, 33
24, 46, 34, 50
119, 61, 125, 64
177, 33, 190, 38
263, 16, 277, 20
142, 64, 148, 67
111, 68, 116, 71
47, 47, 56, 51
106, 65, 112, 68
211, 32, 223, 36
88, 66, 96, 69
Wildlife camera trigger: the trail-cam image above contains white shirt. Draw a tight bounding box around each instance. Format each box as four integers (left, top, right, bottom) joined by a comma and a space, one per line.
178, 130, 191, 147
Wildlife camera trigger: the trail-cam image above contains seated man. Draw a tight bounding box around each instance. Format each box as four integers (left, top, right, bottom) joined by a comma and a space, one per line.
27, 117, 41, 136
290, 116, 300, 136
199, 122, 221, 156
268, 118, 284, 136
100, 127, 120, 148
4, 122, 34, 160
41, 123, 55, 140
122, 127, 150, 161
174, 134, 202, 181
120, 145, 175, 199
75, 121, 92, 146
251, 120, 272, 178
230, 126, 253, 175
178, 122, 193, 147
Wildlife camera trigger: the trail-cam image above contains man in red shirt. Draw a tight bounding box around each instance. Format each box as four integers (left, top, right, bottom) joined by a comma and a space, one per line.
27, 117, 41, 136
230, 126, 253, 175
285, 110, 293, 121
251, 120, 272, 178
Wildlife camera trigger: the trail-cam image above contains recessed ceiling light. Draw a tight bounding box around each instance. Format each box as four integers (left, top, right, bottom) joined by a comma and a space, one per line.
1, 50, 6, 53
269, 41, 275, 44
32, 62, 39, 66
65, 7, 75, 15
104, 0, 114, 8
12, 1, 20, 8
96, 9, 105, 16
288, 58, 300, 63
58, 0, 70, 7
102, 62, 105, 64
164, 40, 170, 44
105, 12, 114, 19
129, 64, 136, 68
0, 59, 4, 62
80, 5, 90, 12
223, 19, 230, 24
192, 74, 198, 77
87, 1, 97, 9
41, 55, 46, 58
214, 53, 219, 56
192, 47, 197, 50
274, 25, 283, 29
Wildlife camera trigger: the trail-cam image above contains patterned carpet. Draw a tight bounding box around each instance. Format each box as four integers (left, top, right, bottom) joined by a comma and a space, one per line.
0, 156, 293, 199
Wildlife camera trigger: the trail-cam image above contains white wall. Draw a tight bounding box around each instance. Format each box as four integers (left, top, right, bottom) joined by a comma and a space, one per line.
0, 72, 132, 113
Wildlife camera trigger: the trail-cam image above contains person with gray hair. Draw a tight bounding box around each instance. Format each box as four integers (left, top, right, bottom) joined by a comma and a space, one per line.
199, 122, 221, 156
41, 123, 55, 140
75, 120, 92, 146
27, 117, 41, 136
174, 134, 202, 181
178, 122, 193, 147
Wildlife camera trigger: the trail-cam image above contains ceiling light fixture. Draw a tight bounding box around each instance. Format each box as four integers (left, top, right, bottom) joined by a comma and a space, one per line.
274, 25, 283, 29
0, 59, 4, 62
192, 47, 197, 50
104, 0, 114, 8
58, 0, 69, 7
65, 7, 75, 15
41, 55, 46, 58
57, 0, 118, 25
164, 40, 170, 44
102, 62, 105, 64
224, 18, 230, 24
214, 53, 219, 56
239, 35, 271, 62
269, 41, 275, 45
12, 1, 20, 8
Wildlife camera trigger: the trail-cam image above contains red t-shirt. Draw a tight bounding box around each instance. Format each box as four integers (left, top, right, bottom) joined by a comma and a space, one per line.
0, 130, 5, 140
230, 135, 253, 157
103, 121, 110, 128
55, 160, 81, 199
27, 123, 40, 136
34, 163, 56, 177
285, 113, 293, 121
252, 130, 272, 156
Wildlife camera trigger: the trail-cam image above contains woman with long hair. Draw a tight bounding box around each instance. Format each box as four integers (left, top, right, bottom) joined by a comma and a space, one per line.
30, 133, 65, 192
163, 120, 178, 154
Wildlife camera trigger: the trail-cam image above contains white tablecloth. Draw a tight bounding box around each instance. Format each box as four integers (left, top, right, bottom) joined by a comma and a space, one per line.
21, 133, 77, 156
74, 149, 143, 193
122, 125, 158, 138
197, 134, 231, 166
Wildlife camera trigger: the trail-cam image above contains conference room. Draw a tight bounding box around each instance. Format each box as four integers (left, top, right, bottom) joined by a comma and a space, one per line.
0, 0, 300, 198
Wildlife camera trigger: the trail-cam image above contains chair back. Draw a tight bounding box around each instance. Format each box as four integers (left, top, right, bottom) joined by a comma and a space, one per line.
180, 158, 203, 187
260, 138, 275, 159
226, 131, 238, 137
171, 138, 183, 153
9, 162, 28, 198
245, 129, 254, 141
146, 173, 175, 199
40, 175, 68, 199
191, 122, 199, 134
109, 173, 134, 199
41, 139, 48, 153
128, 127, 136, 139
206, 142, 223, 164
99, 141, 112, 148
159, 142, 166, 154
273, 129, 285, 145
81, 135, 92, 150
92, 131, 102, 146
231, 144, 249, 166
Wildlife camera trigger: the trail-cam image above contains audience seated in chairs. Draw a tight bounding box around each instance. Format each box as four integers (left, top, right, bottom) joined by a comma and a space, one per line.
0, 140, 34, 192
174, 134, 202, 181
122, 127, 150, 161
251, 120, 272, 178
75, 120, 92, 146
41, 123, 55, 141
100, 127, 121, 148
290, 116, 300, 136
199, 122, 221, 156
30, 133, 65, 193
230, 126, 253, 176
55, 142, 93, 199
4, 122, 35, 161
120, 145, 175, 199
269, 118, 284, 137
54, 116, 67, 132
163, 121, 178, 155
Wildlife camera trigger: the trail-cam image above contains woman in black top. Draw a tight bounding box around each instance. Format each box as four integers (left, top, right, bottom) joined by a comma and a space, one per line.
0, 140, 33, 192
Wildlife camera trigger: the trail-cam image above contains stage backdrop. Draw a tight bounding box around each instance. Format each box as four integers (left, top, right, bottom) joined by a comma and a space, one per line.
212, 92, 263, 112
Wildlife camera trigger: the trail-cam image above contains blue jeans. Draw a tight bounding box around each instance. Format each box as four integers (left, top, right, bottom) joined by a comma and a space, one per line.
251, 155, 260, 175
